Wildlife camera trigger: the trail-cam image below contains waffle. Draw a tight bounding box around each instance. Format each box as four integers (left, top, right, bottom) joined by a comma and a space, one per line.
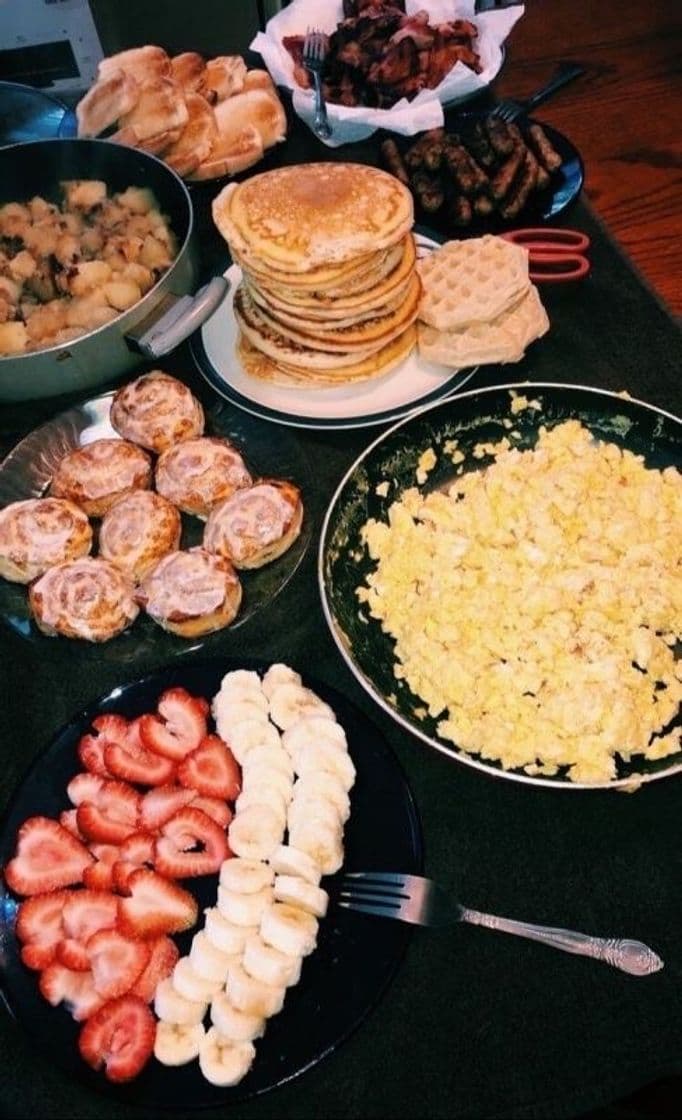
418, 234, 530, 331
418, 284, 549, 367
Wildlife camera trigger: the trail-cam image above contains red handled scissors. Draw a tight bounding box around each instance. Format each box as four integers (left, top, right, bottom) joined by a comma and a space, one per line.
501, 228, 591, 283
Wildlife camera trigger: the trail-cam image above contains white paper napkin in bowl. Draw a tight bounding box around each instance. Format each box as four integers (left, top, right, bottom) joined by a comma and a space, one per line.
251, 0, 525, 146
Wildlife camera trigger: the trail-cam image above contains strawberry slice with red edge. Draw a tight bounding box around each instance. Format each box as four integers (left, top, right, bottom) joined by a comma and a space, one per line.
139, 785, 195, 831
82, 845, 120, 892
67, 772, 105, 806
177, 734, 241, 801
77, 714, 128, 777
56, 938, 91, 971
87, 928, 151, 1000
39, 962, 107, 1022
117, 868, 197, 939
104, 717, 176, 787
78, 994, 155, 1083
63, 890, 118, 942
154, 806, 229, 878
189, 795, 233, 828
131, 935, 179, 1002
16, 889, 72, 970
59, 809, 83, 839
76, 780, 141, 845
4, 817, 93, 896
139, 688, 207, 762
112, 832, 156, 892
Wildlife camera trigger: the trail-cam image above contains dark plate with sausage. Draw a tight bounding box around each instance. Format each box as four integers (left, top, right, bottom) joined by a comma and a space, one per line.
379, 112, 583, 237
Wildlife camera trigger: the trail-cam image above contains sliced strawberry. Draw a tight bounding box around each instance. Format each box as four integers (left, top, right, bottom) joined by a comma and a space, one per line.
119, 832, 156, 863
154, 806, 229, 879
189, 795, 233, 828
59, 809, 83, 839
67, 772, 105, 806
63, 890, 118, 942
139, 785, 195, 831
39, 962, 107, 1021
117, 869, 197, 939
4, 817, 93, 896
77, 713, 129, 778
82, 845, 119, 892
56, 938, 91, 971
87, 928, 150, 1000
139, 688, 208, 761
130, 935, 179, 1002
76, 780, 141, 845
177, 735, 241, 801
104, 735, 175, 787
98, 780, 141, 824
111, 861, 137, 894
77, 803, 137, 846
16, 889, 71, 969
78, 995, 155, 1083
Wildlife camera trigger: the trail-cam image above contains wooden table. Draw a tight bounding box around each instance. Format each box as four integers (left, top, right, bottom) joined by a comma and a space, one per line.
495, 0, 682, 317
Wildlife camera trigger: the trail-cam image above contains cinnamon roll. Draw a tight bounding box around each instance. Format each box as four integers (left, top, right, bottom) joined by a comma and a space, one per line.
0, 497, 92, 584
203, 479, 303, 569
98, 490, 182, 582
110, 371, 205, 453
50, 438, 152, 518
155, 436, 252, 519
29, 556, 139, 642
138, 547, 242, 637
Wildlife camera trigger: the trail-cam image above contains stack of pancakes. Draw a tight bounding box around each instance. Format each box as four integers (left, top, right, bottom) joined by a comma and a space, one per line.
212, 163, 420, 387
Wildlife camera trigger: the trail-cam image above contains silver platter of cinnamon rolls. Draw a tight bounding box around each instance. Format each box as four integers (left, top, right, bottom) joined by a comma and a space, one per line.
0, 371, 308, 644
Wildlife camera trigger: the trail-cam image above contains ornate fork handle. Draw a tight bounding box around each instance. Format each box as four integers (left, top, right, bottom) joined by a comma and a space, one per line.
460, 907, 663, 976
310, 71, 332, 140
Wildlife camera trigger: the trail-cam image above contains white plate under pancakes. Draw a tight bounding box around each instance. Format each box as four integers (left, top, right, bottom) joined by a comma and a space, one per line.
192, 235, 478, 431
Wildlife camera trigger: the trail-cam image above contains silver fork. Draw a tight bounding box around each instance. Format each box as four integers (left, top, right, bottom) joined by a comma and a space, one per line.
302, 27, 332, 141
338, 872, 663, 977
489, 61, 584, 123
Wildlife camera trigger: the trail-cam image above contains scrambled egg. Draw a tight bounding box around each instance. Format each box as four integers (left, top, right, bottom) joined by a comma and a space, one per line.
357, 420, 682, 783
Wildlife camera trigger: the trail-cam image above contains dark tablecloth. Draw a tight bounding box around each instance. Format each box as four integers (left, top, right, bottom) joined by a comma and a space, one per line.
0, 104, 681, 1120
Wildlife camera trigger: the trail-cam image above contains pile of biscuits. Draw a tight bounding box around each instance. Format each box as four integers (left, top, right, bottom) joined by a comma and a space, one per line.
0, 372, 303, 643
76, 45, 287, 181
417, 235, 549, 367
212, 162, 421, 388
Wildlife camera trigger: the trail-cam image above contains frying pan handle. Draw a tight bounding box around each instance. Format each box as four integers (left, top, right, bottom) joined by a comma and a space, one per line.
127, 276, 230, 359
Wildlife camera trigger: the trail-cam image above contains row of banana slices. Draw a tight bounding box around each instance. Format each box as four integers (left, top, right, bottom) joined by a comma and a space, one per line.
152, 664, 357, 1086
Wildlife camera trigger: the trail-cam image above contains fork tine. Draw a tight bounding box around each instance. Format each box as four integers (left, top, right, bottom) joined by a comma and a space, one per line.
341, 871, 410, 887
338, 899, 403, 919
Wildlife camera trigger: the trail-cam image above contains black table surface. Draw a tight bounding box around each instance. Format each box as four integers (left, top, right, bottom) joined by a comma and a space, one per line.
0, 101, 681, 1120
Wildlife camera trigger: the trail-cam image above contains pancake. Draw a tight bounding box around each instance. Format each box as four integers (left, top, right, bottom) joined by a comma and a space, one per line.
234, 275, 421, 355
236, 324, 417, 387
245, 273, 414, 330
229, 241, 389, 292
213, 163, 413, 273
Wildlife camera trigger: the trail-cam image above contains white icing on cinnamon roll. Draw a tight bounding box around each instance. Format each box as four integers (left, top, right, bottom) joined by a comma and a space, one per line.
50, 438, 152, 518
155, 437, 252, 519
203, 479, 303, 569
98, 490, 182, 582
29, 556, 138, 642
138, 548, 242, 637
0, 497, 92, 584
110, 371, 205, 453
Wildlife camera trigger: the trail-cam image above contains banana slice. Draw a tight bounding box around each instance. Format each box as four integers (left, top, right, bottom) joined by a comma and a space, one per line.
229, 804, 284, 860
268, 683, 335, 731
154, 976, 207, 1026
235, 786, 288, 826
219, 857, 274, 895
173, 956, 224, 1002
226, 959, 286, 1018
199, 1027, 255, 1087
243, 933, 302, 988
204, 906, 253, 956
210, 989, 266, 1042
154, 1021, 205, 1066
190, 930, 236, 983
291, 739, 356, 792
261, 663, 302, 699
217, 883, 273, 928
287, 795, 342, 836
293, 771, 351, 822
268, 843, 322, 886
242, 764, 293, 802
288, 818, 344, 876
241, 744, 294, 781
273, 874, 329, 918
218, 668, 264, 695
228, 719, 282, 764
217, 699, 272, 735
282, 716, 348, 757
260, 901, 318, 957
